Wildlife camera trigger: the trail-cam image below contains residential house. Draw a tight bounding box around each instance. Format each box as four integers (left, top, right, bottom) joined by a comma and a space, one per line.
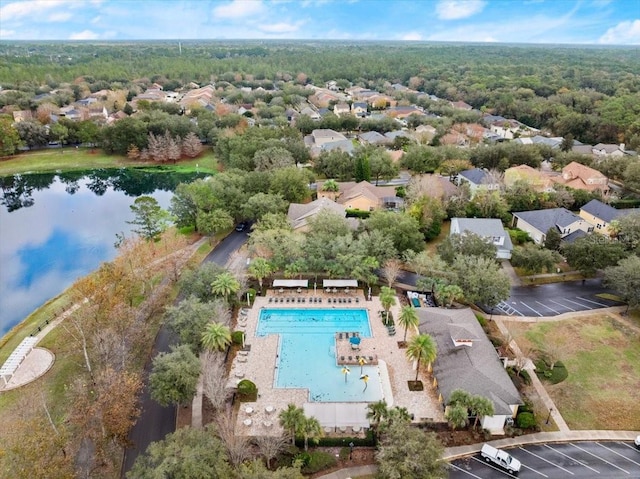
579, 199, 637, 236
417, 308, 522, 434
384, 130, 411, 142
450, 100, 473, 111
456, 168, 501, 197
12, 110, 32, 123
512, 208, 590, 244
366, 93, 396, 109
333, 103, 351, 117
413, 124, 437, 143
450, 218, 513, 259
306, 129, 353, 157
572, 144, 594, 156
309, 90, 343, 109
351, 102, 368, 118
358, 131, 389, 146
300, 106, 321, 120
309, 129, 348, 147
287, 197, 349, 231
504, 165, 554, 193
592, 143, 626, 158
385, 105, 425, 120
316, 181, 404, 211
88, 106, 108, 121
553, 161, 609, 194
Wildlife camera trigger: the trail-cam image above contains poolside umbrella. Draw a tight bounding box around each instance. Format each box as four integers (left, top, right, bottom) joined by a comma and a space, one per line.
349, 336, 361, 345
360, 374, 369, 392
341, 366, 351, 383
358, 356, 367, 374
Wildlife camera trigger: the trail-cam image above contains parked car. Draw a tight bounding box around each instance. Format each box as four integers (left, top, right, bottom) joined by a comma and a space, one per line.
635, 435, 640, 450
481, 444, 521, 475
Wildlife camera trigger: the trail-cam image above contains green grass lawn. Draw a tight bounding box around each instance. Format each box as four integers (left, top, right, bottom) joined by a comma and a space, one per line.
515, 315, 640, 430
0, 147, 218, 176
425, 220, 451, 255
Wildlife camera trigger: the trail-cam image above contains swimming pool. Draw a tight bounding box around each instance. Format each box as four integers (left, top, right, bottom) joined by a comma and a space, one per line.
257, 308, 383, 402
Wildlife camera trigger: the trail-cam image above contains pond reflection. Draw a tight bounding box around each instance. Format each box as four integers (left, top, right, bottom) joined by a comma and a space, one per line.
0, 169, 204, 337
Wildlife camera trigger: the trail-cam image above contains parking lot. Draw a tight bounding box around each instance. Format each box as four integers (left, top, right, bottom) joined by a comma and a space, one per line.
449, 441, 640, 478
492, 280, 624, 317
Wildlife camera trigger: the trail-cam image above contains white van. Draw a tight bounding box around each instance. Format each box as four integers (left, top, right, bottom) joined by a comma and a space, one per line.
481, 444, 522, 475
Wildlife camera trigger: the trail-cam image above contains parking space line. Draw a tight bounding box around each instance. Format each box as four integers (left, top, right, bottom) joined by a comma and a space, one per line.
535, 301, 561, 315
519, 447, 575, 475
570, 443, 630, 474
521, 463, 549, 477
562, 298, 595, 309
544, 444, 600, 473
576, 296, 612, 307
519, 301, 544, 317
621, 442, 640, 452
549, 299, 576, 312
470, 456, 517, 476
448, 463, 484, 478
596, 442, 640, 467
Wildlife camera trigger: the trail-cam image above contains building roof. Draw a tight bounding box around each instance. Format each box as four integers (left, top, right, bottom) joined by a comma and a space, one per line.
450, 218, 513, 252
593, 143, 622, 153
562, 161, 607, 181
417, 308, 522, 414
358, 131, 388, 144
459, 168, 490, 185
287, 197, 347, 230
580, 199, 635, 223
513, 208, 582, 233
562, 229, 588, 243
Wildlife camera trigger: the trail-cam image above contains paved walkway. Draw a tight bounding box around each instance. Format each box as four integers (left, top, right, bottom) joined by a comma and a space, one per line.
500, 261, 522, 287
315, 464, 378, 479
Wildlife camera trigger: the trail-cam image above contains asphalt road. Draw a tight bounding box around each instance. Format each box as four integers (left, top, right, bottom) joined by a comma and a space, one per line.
396, 270, 624, 317
121, 230, 249, 476
449, 441, 640, 478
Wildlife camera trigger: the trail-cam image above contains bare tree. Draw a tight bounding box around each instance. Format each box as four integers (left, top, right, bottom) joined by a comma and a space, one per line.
201, 351, 230, 412
182, 131, 203, 158
483, 168, 505, 192
381, 258, 403, 287
406, 174, 445, 202
215, 413, 253, 467
227, 250, 249, 301
253, 435, 289, 470
542, 332, 566, 371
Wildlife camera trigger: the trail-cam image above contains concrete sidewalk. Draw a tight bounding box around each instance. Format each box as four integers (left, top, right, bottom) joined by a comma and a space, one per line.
315, 464, 378, 479
444, 430, 639, 459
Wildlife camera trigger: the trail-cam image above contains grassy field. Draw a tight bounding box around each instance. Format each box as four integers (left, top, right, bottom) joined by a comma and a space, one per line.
0, 147, 218, 176
506, 314, 640, 430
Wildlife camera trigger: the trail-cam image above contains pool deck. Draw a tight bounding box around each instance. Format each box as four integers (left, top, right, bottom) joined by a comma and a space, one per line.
229, 290, 445, 437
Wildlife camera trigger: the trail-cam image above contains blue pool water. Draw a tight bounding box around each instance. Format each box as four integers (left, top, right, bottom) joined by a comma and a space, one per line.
256, 309, 383, 402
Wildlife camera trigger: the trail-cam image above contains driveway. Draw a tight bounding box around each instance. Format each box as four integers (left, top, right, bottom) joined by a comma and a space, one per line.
121, 230, 249, 476
449, 441, 640, 478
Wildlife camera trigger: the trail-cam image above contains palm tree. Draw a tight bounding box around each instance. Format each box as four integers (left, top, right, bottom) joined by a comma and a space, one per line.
366, 400, 388, 433
321, 179, 339, 192
278, 404, 305, 445
360, 374, 369, 392
379, 286, 396, 322
469, 395, 494, 430
398, 306, 419, 343
211, 272, 240, 302
445, 403, 469, 430
200, 322, 231, 352
301, 416, 323, 451
358, 356, 367, 374
341, 366, 351, 383
248, 257, 273, 293
406, 333, 437, 383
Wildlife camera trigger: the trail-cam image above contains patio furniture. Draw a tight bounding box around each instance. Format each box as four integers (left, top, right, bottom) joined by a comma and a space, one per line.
243, 418, 252, 426
263, 421, 273, 427
355, 297, 359, 303
268, 297, 273, 303
245, 406, 254, 414
265, 405, 274, 414
339, 426, 347, 433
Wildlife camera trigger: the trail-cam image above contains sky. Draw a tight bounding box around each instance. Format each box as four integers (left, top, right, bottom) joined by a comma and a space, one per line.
0, 0, 639, 45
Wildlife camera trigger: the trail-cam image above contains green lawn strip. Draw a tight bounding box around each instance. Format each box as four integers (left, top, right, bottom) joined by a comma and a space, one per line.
526, 318, 640, 430
595, 293, 623, 302
0, 294, 71, 363
0, 148, 218, 176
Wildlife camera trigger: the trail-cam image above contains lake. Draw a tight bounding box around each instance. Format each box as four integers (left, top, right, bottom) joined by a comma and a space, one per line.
0, 169, 204, 338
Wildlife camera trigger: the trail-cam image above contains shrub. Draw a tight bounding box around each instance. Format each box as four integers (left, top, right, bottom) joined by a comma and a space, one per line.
507, 228, 533, 245
237, 379, 257, 401
346, 208, 371, 219
534, 360, 568, 384
301, 451, 337, 474
475, 314, 487, 327
339, 447, 350, 460
516, 412, 536, 429
231, 331, 245, 344
247, 288, 257, 301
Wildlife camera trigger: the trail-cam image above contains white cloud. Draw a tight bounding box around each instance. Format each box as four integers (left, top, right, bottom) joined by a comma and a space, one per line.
212, 0, 265, 19
435, 0, 486, 20
0, 0, 67, 20
69, 29, 100, 40
401, 32, 423, 41
259, 22, 302, 34
599, 19, 640, 45
48, 12, 72, 22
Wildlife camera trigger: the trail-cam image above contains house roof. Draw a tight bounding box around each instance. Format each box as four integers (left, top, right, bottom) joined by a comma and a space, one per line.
562, 162, 607, 182
504, 165, 553, 190
450, 218, 513, 252
513, 208, 582, 233
359, 131, 388, 144
593, 143, 622, 153
572, 144, 594, 155
384, 130, 410, 140
287, 197, 347, 230
562, 229, 588, 243
322, 181, 401, 206
580, 199, 634, 223
417, 308, 522, 414
459, 168, 490, 185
